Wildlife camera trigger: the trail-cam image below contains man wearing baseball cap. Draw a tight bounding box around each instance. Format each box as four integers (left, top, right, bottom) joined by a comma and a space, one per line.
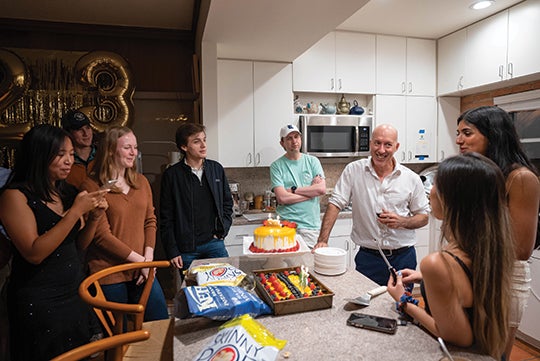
61, 109, 96, 189
270, 124, 326, 247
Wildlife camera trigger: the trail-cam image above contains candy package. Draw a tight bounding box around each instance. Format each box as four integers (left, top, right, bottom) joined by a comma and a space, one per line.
192, 314, 286, 361
177, 285, 272, 320
188, 263, 246, 287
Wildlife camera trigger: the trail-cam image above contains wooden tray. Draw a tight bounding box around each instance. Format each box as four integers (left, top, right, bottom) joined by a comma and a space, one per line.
252, 266, 334, 316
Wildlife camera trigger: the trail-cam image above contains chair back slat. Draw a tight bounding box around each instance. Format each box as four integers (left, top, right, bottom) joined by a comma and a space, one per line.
78, 261, 171, 335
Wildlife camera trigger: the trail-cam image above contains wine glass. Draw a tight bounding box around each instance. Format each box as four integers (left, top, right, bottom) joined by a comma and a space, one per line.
375, 199, 390, 247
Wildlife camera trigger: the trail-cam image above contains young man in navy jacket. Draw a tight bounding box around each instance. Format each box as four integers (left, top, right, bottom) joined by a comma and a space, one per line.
160, 123, 233, 276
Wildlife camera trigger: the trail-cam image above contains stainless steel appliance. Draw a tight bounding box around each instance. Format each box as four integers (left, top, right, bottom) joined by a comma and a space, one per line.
495, 89, 540, 159
229, 181, 242, 216
299, 114, 373, 157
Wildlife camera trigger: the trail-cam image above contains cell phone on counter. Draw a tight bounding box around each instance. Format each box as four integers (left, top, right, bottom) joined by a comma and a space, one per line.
346, 312, 398, 334
100, 179, 118, 190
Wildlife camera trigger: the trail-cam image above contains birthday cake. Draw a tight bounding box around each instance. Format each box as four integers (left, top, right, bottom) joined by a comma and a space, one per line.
249, 216, 299, 253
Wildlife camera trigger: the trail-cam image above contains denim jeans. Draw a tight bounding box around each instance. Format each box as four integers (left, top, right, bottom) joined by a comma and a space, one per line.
181, 238, 229, 274
101, 277, 169, 323
355, 246, 417, 286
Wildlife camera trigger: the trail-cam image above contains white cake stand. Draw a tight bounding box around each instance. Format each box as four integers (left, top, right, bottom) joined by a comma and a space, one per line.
242, 235, 310, 269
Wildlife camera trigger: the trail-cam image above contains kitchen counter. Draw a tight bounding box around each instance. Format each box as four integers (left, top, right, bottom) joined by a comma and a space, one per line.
232, 210, 352, 226
173, 254, 494, 361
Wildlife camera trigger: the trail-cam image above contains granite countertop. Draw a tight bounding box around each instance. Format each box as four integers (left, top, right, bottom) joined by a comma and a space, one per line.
173, 254, 494, 361
233, 210, 352, 226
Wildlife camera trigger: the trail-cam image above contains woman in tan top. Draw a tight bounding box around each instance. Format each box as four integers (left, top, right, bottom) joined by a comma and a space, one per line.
81, 126, 168, 321
456, 106, 540, 359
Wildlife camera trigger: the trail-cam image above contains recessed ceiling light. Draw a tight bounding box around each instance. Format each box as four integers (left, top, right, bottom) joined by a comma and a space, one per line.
470, 0, 495, 10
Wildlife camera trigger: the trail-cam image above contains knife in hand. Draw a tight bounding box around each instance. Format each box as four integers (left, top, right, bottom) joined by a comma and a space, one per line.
374, 240, 398, 286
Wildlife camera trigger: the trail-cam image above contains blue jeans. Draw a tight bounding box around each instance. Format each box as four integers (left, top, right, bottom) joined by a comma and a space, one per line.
355, 246, 417, 286
101, 277, 169, 323
181, 238, 229, 274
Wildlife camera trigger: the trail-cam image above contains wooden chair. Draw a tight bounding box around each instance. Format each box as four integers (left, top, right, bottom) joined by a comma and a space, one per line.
79, 260, 174, 361
50, 330, 150, 361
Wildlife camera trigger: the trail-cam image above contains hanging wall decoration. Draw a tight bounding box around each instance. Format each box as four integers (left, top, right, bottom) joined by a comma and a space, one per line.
0, 48, 135, 167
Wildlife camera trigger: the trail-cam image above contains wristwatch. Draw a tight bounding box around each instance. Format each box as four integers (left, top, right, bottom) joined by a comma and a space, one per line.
291, 186, 297, 194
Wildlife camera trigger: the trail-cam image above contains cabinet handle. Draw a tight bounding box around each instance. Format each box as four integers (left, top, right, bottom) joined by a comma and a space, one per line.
401, 151, 406, 162
339, 78, 342, 90
507, 62, 513, 78
331, 78, 335, 90
235, 234, 249, 238
440, 150, 445, 161
458, 76, 464, 90
255, 153, 261, 166
408, 82, 412, 93
247, 153, 253, 166
498, 65, 504, 80
401, 82, 406, 93
408, 150, 413, 161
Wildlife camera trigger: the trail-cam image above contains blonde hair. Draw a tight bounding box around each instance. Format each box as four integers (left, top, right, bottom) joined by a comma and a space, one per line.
92, 126, 139, 190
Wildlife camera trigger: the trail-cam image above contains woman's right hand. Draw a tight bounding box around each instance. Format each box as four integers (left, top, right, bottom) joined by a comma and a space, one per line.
72, 190, 109, 217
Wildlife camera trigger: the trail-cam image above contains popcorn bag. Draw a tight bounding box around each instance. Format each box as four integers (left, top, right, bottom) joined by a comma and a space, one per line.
192, 314, 287, 361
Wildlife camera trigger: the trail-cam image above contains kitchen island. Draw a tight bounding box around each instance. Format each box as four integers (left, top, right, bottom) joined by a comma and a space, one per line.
173, 253, 493, 360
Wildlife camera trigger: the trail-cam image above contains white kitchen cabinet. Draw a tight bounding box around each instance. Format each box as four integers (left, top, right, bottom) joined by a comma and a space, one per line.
293, 31, 376, 94
217, 60, 292, 167
437, 28, 467, 95
224, 224, 258, 257
375, 95, 436, 164
376, 35, 436, 96
436, 97, 460, 162
466, 10, 508, 88
437, 0, 540, 94
507, 0, 540, 79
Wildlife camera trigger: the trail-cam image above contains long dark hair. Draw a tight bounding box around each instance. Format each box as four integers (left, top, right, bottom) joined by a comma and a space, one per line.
457, 105, 538, 177
6, 124, 72, 203
436, 153, 514, 358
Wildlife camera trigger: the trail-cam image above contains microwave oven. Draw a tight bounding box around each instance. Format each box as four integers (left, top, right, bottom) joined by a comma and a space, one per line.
299, 114, 373, 157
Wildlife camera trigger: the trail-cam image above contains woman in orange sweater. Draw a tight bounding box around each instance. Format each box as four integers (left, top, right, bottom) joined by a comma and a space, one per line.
81, 126, 168, 321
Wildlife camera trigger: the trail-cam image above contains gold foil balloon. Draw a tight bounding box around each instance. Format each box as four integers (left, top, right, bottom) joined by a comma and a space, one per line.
0, 48, 32, 139
75, 51, 134, 132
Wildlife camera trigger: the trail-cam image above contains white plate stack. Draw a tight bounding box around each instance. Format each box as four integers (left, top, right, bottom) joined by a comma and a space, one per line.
313, 247, 347, 276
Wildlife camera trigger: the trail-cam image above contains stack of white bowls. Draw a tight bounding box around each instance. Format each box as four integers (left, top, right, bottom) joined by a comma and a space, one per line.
313, 247, 347, 276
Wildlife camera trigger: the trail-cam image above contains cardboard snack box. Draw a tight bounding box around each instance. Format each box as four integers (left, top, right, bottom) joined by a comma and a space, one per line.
252, 266, 334, 316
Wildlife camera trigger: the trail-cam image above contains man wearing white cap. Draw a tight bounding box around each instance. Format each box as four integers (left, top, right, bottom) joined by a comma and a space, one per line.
270, 124, 326, 247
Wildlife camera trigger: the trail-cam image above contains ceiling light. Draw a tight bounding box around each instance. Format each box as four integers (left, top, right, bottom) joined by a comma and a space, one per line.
470, 0, 495, 10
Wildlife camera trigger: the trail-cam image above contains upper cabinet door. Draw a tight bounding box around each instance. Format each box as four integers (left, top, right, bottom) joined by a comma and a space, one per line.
507, 0, 540, 78
406, 38, 436, 96
438, 28, 467, 95
437, 97, 460, 162
292, 33, 335, 92
217, 60, 254, 167
466, 10, 508, 88
376, 35, 407, 95
253, 62, 293, 167
335, 32, 376, 94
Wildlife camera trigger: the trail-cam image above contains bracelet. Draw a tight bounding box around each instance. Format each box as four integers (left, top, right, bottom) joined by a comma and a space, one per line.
395, 291, 419, 316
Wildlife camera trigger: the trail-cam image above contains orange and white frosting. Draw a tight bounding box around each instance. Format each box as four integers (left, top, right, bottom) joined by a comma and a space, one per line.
250, 217, 298, 253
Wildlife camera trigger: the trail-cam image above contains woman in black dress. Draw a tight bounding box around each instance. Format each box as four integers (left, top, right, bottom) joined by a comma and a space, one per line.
0, 124, 108, 361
